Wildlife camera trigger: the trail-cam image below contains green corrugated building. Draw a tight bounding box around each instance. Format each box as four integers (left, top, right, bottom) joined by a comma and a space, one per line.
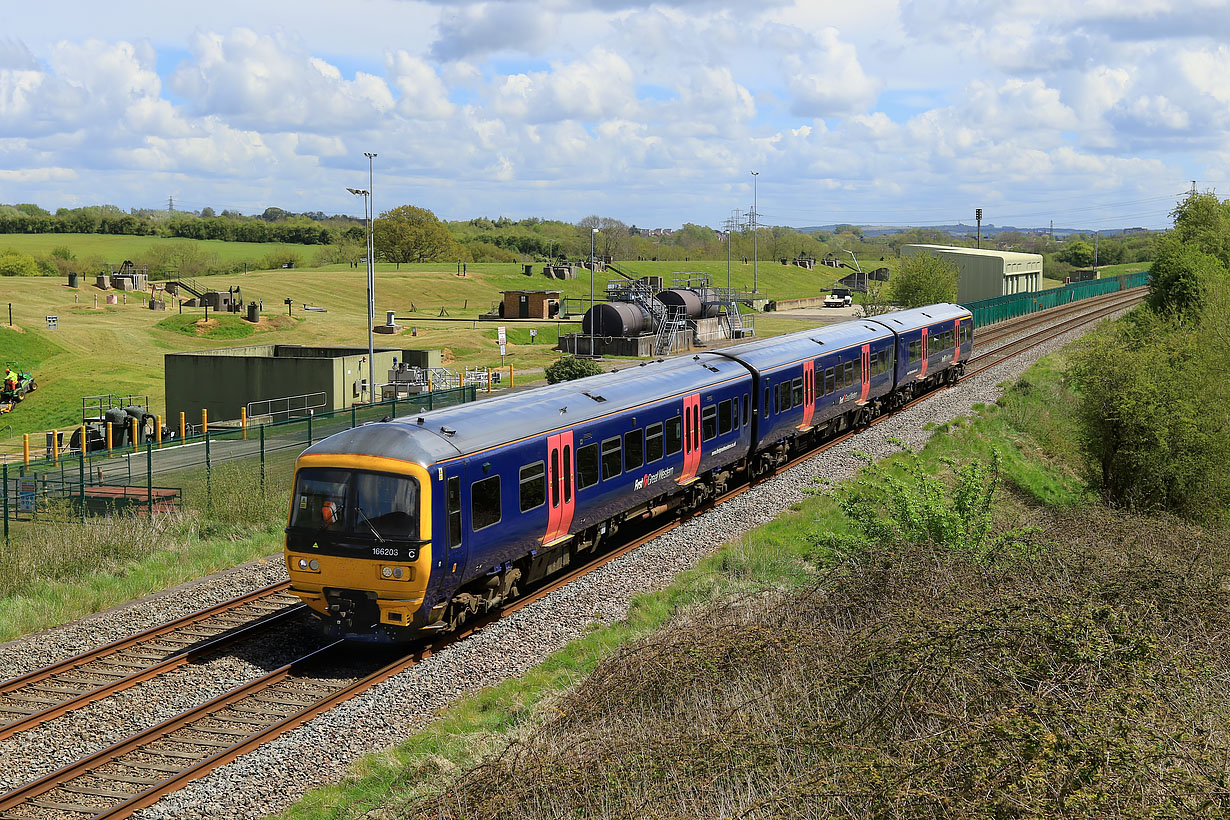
902, 245, 1044, 302
165, 345, 440, 426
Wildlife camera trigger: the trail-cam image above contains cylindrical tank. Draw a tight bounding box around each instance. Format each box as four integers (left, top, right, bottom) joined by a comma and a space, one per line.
248, 302, 260, 323
582, 302, 652, 336
656, 288, 704, 319
68, 273, 79, 288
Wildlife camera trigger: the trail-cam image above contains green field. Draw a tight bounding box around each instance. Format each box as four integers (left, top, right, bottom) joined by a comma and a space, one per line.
0, 233, 312, 264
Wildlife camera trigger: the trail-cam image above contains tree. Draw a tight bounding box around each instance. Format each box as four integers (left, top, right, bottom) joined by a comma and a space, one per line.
374, 205, 458, 264
1169, 191, 1230, 266
545, 357, 603, 384
1147, 236, 1226, 319
889, 253, 958, 308
1059, 239, 1095, 268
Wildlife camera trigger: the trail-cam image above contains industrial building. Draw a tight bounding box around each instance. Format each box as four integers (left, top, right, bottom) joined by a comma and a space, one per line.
901, 245, 1043, 302
165, 345, 439, 426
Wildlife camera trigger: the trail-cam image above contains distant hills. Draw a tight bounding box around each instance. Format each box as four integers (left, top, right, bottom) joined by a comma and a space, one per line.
799, 223, 1154, 239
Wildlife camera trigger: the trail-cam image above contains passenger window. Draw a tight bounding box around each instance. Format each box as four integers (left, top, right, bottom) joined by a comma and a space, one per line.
665, 415, 683, 455
447, 476, 461, 549
601, 437, 622, 480
646, 422, 664, 462
825, 367, 835, 394
718, 399, 733, 435
691, 405, 700, 450
844, 361, 854, 386
854, 358, 862, 384
764, 386, 770, 417
702, 405, 717, 441
563, 444, 572, 502
577, 443, 600, 490
742, 394, 749, 426
519, 462, 545, 513
792, 378, 803, 406
471, 475, 501, 531
625, 429, 644, 472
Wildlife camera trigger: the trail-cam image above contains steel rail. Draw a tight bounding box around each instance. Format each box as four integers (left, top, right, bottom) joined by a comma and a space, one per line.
0, 581, 300, 741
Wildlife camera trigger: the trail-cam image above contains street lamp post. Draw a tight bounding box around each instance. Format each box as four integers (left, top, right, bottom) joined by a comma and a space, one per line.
590, 228, 599, 357
364, 152, 377, 404
751, 171, 759, 296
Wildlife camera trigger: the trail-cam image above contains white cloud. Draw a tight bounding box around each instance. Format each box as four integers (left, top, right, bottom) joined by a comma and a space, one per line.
782, 28, 880, 117
491, 49, 637, 123
387, 51, 455, 120
430, 2, 558, 61
169, 29, 395, 131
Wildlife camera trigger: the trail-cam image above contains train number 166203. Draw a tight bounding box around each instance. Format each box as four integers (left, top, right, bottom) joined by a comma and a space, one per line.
372, 547, 400, 557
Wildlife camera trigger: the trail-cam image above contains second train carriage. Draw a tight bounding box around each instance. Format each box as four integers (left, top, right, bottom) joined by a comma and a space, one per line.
284, 304, 974, 641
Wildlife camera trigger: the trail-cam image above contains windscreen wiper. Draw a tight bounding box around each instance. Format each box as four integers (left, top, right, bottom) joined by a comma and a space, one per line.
354, 506, 386, 542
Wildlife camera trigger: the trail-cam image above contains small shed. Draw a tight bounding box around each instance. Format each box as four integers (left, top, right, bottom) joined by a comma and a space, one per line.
502, 290, 562, 319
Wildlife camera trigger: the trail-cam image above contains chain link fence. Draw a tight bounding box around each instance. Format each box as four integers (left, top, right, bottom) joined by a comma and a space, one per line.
1, 385, 477, 544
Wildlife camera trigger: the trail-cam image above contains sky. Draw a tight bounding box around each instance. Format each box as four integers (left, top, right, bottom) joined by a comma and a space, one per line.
3, 0, 1229, 231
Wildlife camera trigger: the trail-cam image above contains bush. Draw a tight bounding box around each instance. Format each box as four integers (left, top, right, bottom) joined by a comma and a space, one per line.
544, 357, 604, 384
0, 250, 41, 276
259, 249, 304, 270
890, 252, 958, 307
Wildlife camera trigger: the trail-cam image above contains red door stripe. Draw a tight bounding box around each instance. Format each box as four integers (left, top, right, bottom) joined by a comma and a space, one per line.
952, 318, 961, 363
558, 432, 575, 537
544, 435, 561, 543
919, 328, 929, 379
678, 393, 701, 482
859, 344, 871, 404
800, 360, 815, 429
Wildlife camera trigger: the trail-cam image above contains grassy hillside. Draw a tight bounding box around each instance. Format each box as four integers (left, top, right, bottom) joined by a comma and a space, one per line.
0, 233, 311, 264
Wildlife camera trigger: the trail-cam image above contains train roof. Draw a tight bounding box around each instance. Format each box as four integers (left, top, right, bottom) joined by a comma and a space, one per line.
300, 352, 751, 467
712, 318, 892, 374
867, 303, 971, 332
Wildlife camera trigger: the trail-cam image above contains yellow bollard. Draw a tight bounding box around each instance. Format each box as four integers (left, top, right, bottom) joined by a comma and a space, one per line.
487, 370, 492, 393
52, 431, 58, 465
428, 375, 433, 393
202, 408, 208, 436
179, 411, 186, 443
131, 417, 139, 451
510, 363, 515, 389
106, 421, 113, 458
22, 433, 29, 466
80, 425, 86, 456
155, 415, 162, 446
241, 407, 247, 440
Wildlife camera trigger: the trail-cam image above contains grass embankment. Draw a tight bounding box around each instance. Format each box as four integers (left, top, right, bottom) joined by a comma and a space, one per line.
0, 452, 297, 642
279, 350, 1230, 820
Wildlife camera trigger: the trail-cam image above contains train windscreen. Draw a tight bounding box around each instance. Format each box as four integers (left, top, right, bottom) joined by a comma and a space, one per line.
291, 468, 420, 541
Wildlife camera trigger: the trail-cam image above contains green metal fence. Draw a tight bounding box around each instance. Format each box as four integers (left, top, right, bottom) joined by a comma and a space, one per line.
1, 385, 478, 542
961, 271, 1150, 327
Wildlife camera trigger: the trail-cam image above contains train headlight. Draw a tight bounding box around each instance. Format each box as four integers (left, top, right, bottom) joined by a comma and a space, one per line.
393, 567, 404, 580
294, 557, 321, 573
309, 559, 319, 571
297, 558, 308, 570
382, 566, 393, 578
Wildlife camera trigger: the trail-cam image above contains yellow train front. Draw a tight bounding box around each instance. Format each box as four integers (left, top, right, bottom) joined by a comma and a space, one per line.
284, 422, 446, 641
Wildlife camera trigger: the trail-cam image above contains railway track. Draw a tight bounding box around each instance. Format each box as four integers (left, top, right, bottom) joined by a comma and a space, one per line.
0, 291, 1141, 820
0, 583, 302, 742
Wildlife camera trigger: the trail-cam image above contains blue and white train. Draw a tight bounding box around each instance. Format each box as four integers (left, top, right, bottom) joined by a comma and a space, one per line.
284, 303, 973, 641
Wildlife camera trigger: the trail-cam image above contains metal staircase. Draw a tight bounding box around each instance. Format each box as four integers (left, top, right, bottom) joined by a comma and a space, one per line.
654, 306, 686, 356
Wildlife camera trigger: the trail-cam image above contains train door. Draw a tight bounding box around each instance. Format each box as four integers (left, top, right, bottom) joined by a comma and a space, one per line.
859, 344, 871, 404
953, 318, 962, 363
799, 360, 815, 429
679, 392, 701, 482
440, 469, 466, 591
919, 327, 930, 379
543, 431, 576, 545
